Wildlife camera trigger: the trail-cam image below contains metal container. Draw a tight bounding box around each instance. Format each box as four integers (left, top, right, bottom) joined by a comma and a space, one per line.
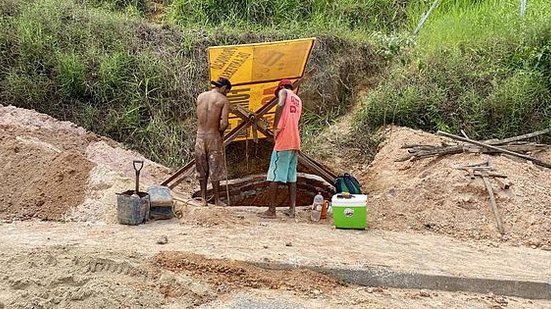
116, 160, 150, 225
116, 191, 150, 225
147, 185, 174, 220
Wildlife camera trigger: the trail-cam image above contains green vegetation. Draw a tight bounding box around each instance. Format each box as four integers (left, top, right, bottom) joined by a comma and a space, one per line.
1, 0, 549, 168
169, 0, 410, 35
0, 0, 390, 168
355, 0, 551, 146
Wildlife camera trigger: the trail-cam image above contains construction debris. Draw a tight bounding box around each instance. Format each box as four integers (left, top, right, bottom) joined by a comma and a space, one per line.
397, 129, 551, 166
455, 161, 505, 235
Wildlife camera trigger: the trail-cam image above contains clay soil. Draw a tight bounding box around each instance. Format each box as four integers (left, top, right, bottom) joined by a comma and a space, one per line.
362, 126, 551, 248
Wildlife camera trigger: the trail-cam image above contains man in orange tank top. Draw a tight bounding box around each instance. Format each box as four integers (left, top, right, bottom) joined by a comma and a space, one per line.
260, 79, 302, 218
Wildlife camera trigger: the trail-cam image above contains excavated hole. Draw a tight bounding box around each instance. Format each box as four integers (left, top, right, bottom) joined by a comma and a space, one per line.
192, 173, 334, 207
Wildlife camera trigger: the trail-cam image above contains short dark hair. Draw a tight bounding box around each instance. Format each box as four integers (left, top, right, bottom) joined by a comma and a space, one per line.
211, 77, 232, 90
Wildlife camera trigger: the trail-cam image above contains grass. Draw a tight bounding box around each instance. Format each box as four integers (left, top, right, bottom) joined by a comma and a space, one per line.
353, 0, 551, 149
0, 0, 392, 168
2, 0, 549, 167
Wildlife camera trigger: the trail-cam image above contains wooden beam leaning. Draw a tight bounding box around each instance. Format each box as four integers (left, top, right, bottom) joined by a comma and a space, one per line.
437, 131, 551, 169
161, 79, 305, 189
482, 173, 505, 235
484, 128, 551, 145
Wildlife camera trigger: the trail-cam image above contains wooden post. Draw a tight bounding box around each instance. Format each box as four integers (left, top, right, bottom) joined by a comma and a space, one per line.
482, 174, 505, 235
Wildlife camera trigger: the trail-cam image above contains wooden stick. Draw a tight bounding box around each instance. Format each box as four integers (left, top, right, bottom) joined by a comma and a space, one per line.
481, 174, 505, 235
454, 166, 494, 171
485, 128, 550, 145
437, 131, 551, 169
472, 171, 508, 178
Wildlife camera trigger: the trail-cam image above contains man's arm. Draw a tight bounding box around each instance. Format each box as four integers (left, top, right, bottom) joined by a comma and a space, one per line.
273, 89, 287, 133
219, 98, 230, 135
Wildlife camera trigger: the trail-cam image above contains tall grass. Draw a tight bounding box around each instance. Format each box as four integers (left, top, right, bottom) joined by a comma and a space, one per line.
168, 0, 411, 35
354, 0, 551, 146
0, 0, 387, 169
0, 0, 203, 166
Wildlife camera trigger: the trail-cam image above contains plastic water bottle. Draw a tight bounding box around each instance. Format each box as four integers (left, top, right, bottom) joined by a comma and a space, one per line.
311, 192, 324, 222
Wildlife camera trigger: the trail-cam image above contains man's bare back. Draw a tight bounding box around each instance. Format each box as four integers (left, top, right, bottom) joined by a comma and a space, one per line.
196, 90, 229, 136
194, 77, 231, 207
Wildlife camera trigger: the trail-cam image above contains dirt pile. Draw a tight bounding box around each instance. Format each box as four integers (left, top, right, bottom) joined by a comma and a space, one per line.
363, 126, 551, 247
154, 251, 342, 295
0, 105, 170, 222
0, 106, 96, 221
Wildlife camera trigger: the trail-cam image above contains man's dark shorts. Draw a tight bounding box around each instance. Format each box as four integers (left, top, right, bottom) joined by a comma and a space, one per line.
195, 133, 224, 182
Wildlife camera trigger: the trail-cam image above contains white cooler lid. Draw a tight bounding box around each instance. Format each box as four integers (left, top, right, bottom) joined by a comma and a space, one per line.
331, 194, 368, 206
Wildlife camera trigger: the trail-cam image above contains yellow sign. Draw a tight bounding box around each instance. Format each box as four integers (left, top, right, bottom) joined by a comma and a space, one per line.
208, 38, 315, 140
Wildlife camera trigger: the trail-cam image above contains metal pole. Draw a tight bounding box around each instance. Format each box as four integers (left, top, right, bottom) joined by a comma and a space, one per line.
520, 0, 527, 17
413, 0, 441, 36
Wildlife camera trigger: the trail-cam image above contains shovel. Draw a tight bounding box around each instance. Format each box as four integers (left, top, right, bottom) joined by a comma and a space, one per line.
133, 160, 144, 196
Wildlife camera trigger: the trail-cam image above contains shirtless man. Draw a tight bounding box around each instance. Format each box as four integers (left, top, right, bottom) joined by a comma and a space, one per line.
195, 77, 231, 206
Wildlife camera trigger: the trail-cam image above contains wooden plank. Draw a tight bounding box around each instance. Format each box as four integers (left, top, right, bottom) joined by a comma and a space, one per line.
161, 77, 314, 188
485, 128, 550, 145
437, 131, 551, 169
482, 175, 505, 235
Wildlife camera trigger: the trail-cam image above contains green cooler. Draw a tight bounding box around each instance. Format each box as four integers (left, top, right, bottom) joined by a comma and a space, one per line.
331, 194, 368, 229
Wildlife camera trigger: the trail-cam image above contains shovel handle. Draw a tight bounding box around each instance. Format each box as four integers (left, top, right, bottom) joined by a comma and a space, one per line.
133, 160, 144, 194
133, 160, 144, 173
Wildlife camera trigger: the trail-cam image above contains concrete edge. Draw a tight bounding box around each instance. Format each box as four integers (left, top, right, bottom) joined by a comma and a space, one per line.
253, 262, 551, 300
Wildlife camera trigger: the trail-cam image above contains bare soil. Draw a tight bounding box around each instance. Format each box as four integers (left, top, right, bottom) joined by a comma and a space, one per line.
0, 106, 96, 221
362, 126, 551, 248
1, 221, 550, 308
1, 105, 551, 307
0, 105, 170, 223
154, 251, 343, 294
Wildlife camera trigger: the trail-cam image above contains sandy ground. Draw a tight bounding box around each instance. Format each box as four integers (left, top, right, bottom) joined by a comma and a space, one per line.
2, 105, 551, 307
0, 218, 549, 308
362, 126, 551, 248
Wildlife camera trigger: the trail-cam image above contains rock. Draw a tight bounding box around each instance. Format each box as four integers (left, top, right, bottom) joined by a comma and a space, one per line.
156, 235, 168, 245
263, 245, 268, 249
419, 290, 431, 297
312, 289, 322, 296
285, 242, 292, 247
366, 287, 374, 293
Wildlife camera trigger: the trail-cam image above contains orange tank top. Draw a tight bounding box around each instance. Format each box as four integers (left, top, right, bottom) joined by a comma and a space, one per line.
274, 90, 302, 151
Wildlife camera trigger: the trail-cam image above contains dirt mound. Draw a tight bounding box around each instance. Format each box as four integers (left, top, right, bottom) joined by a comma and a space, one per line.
0, 105, 171, 222
0, 106, 96, 221
154, 251, 342, 295
177, 204, 249, 228
363, 126, 551, 247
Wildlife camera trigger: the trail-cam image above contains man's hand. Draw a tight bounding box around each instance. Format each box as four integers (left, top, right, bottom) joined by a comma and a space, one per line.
273, 127, 280, 139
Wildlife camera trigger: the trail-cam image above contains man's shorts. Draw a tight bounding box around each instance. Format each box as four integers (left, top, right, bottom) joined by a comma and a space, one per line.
195, 133, 224, 182
266, 150, 298, 183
